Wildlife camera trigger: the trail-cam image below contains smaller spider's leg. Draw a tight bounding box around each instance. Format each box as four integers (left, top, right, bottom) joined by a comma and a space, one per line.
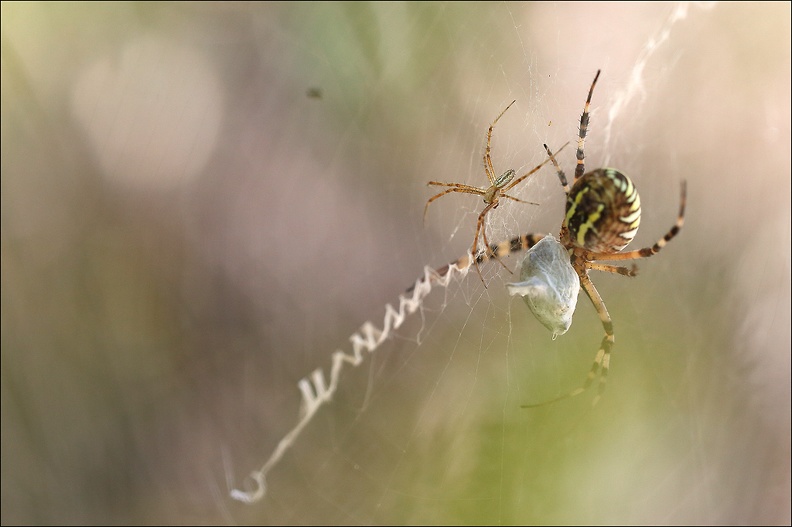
479, 208, 513, 274
423, 184, 485, 224
587, 262, 638, 277
589, 180, 686, 262
471, 201, 500, 284
542, 143, 570, 193
503, 142, 571, 193
484, 100, 517, 184
499, 193, 540, 206
521, 268, 613, 408
424, 187, 463, 224
575, 69, 601, 181
426, 181, 487, 190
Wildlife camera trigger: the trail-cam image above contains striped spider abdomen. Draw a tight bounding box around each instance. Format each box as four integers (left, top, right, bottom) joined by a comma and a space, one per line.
564, 168, 642, 254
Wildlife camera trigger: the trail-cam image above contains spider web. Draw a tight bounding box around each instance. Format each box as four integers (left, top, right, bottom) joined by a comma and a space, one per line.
218, 3, 790, 523
2, 2, 789, 525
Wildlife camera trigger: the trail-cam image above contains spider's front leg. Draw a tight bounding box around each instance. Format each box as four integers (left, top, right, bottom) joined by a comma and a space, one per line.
423, 183, 486, 224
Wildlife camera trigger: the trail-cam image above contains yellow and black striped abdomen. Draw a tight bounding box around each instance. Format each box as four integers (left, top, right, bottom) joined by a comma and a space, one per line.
564, 168, 642, 254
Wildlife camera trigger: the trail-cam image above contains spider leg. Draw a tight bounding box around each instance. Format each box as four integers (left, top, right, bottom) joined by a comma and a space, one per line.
423, 185, 486, 223
473, 232, 546, 269
503, 141, 571, 193
427, 181, 487, 190
575, 70, 600, 181
588, 180, 686, 262
484, 100, 517, 185
521, 267, 613, 408
578, 272, 612, 407
543, 143, 570, 193
471, 201, 501, 284
587, 262, 638, 277
479, 207, 513, 274
499, 193, 539, 206
472, 232, 546, 274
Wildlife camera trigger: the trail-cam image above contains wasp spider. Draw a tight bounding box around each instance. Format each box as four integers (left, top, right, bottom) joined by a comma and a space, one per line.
424, 101, 568, 283
422, 70, 686, 406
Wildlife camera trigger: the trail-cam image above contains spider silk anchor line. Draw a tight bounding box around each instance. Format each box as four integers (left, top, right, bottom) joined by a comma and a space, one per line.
230, 256, 477, 503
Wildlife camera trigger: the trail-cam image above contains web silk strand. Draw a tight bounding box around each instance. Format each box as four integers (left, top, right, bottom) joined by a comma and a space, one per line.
230, 257, 473, 503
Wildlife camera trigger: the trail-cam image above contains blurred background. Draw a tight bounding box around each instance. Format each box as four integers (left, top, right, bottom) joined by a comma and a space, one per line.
2, 2, 789, 524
